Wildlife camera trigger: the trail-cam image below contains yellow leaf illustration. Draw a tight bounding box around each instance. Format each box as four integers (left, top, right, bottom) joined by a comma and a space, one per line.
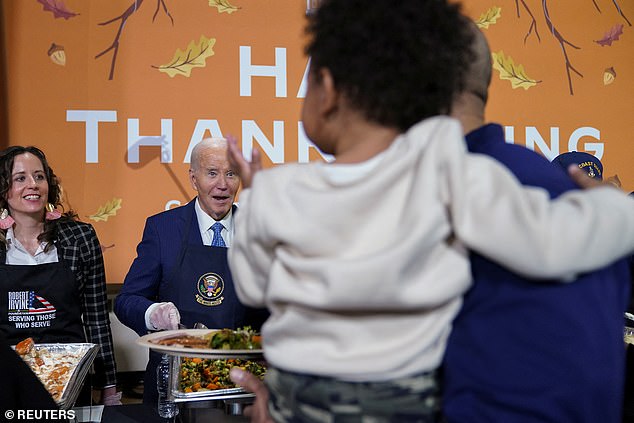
209, 0, 240, 14
88, 198, 122, 222
492, 51, 539, 90
155, 36, 216, 78
475, 6, 501, 29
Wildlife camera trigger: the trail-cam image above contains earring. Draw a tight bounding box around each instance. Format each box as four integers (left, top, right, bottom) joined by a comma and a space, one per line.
0, 208, 15, 230
45, 203, 61, 221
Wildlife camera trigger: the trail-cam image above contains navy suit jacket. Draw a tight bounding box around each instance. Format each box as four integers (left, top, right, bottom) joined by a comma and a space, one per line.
114, 200, 205, 336
443, 124, 630, 423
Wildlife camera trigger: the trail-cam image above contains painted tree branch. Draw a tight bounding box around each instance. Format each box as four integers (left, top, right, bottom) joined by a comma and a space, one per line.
611, 0, 632, 26
515, 0, 541, 44
95, 0, 145, 80
95, 0, 173, 80
591, 0, 631, 26
542, 0, 582, 95
153, 0, 173, 24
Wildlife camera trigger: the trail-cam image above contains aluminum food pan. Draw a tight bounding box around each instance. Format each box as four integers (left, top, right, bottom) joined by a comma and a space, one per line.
167, 355, 263, 403
17, 343, 100, 410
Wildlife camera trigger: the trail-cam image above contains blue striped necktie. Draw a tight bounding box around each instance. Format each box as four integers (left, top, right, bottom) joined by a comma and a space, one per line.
210, 222, 226, 247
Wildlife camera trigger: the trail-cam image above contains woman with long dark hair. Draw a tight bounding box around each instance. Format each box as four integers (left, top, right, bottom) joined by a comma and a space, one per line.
0, 146, 120, 406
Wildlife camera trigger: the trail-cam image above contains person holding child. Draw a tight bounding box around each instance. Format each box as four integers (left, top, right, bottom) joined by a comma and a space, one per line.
227, 0, 634, 421
443, 22, 631, 423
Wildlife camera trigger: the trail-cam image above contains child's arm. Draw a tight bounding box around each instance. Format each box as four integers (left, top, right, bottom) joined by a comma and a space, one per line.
226, 138, 271, 307
449, 147, 634, 280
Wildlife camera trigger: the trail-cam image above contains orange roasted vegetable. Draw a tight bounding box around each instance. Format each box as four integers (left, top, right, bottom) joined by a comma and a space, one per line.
15, 337, 35, 355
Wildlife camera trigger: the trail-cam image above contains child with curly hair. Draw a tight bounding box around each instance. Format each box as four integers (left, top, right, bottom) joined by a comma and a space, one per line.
227, 1, 634, 421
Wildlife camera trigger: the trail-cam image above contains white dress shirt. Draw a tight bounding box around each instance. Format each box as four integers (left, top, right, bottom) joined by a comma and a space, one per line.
194, 198, 234, 247
5, 227, 58, 265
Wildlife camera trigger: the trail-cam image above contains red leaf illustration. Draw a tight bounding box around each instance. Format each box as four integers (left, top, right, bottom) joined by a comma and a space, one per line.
594, 24, 624, 46
36, 0, 79, 20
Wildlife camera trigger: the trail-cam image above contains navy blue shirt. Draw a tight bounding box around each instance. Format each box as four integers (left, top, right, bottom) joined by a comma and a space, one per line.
442, 124, 630, 422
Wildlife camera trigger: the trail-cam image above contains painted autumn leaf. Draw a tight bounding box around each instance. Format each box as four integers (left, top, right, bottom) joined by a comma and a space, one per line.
88, 198, 122, 222
605, 174, 621, 188
594, 24, 624, 46
476, 6, 501, 29
492, 51, 539, 90
209, 0, 240, 14
36, 0, 79, 20
155, 36, 216, 78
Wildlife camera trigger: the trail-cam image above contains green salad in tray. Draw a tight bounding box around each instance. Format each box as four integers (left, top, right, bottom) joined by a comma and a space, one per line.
179, 326, 266, 393
207, 326, 262, 350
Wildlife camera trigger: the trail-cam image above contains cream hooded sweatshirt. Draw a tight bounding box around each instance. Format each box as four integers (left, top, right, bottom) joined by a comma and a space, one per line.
229, 116, 634, 381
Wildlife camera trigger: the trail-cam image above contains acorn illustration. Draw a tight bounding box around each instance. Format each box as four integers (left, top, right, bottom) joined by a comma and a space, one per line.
603, 67, 616, 85
48, 43, 66, 66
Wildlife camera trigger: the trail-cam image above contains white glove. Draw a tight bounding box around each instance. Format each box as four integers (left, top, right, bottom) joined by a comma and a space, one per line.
148, 302, 181, 331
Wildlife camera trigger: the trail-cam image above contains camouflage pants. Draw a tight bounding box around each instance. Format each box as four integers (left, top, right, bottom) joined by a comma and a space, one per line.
265, 366, 441, 423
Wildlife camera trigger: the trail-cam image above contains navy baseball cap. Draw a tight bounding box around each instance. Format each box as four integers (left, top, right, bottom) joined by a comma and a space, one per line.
552, 151, 603, 180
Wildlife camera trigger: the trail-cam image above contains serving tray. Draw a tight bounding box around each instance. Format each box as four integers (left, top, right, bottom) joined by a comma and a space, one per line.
15, 342, 100, 410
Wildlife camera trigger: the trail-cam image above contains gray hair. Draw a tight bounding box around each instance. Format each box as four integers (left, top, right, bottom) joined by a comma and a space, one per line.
190, 137, 228, 170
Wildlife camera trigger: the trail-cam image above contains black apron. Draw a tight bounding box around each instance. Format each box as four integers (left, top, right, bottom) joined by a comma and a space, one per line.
0, 251, 85, 345
145, 206, 248, 405
166, 206, 245, 329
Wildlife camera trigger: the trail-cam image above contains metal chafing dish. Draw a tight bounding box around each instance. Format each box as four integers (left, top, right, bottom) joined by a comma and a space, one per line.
138, 329, 265, 408
16, 342, 100, 410
165, 355, 259, 403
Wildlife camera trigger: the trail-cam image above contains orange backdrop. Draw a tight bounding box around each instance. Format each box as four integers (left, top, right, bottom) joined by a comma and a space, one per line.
2, 0, 633, 283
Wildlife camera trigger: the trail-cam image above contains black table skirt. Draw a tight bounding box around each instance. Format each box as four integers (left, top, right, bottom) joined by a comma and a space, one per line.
102, 404, 250, 423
